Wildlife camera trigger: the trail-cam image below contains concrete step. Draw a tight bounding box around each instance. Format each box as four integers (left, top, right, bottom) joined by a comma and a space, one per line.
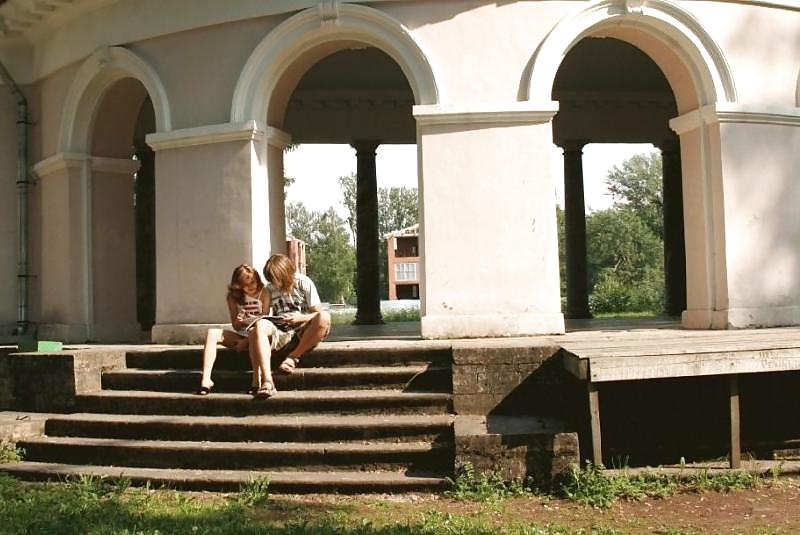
19, 436, 453, 472
76, 389, 452, 416
124, 345, 452, 371
44, 413, 454, 443
0, 461, 450, 493
101, 365, 451, 393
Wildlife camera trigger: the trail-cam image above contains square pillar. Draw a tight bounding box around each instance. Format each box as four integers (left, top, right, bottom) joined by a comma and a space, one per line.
32, 153, 91, 342
146, 121, 288, 343
413, 102, 565, 338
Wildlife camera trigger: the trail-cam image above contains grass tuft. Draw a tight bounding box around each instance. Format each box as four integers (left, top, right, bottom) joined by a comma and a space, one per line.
0, 442, 23, 464
445, 462, 535, 503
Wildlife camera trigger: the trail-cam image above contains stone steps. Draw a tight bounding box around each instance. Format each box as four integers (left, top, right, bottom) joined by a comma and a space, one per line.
19, 436, 452, 472
101, 365, 450, 392
42, 413, 454, 443
0, 343, 457, 492
76, 389, 453, 416
125, 345, 451, 370
0, 461, 450, 493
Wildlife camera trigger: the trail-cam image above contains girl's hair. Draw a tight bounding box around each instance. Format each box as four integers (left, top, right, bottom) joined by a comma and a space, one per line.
227, 264, 264, 303
263, 254, 296, 292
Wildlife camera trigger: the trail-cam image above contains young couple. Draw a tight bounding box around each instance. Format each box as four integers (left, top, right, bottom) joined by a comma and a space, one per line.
196, 254, 331, 399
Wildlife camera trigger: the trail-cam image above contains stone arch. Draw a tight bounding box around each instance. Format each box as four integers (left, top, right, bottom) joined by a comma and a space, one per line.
230, 2, 439, 124
525, 0, 736, 113
59, 46, 171, 153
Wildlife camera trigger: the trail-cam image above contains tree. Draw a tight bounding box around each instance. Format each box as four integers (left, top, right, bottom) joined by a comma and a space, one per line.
337, 173, 358, 244
285, 202, 356, 304
605, 152, 663, 237
378, 186, 418, 236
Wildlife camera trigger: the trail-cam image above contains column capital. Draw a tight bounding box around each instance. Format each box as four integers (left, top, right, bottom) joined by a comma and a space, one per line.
351, 139, 381, 155
559, 140, 588, 153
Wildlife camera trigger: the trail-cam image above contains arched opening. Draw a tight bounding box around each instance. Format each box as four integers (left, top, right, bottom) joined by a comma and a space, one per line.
272, 46, 419, 325
552, 37, 686, 321
87, 78, 156, 340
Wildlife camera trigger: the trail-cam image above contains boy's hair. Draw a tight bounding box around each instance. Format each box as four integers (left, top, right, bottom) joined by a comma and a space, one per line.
227, 264, 264, 303
263, 254, 296, 293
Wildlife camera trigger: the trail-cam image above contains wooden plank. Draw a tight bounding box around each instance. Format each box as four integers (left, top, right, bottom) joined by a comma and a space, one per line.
730, 375, 741, 469
565, 338, 800, 359
587, 348, 800, 382
588, 382, 602, 466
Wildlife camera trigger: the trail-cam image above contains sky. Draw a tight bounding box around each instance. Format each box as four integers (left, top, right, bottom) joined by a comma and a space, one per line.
284, 143, 656, 217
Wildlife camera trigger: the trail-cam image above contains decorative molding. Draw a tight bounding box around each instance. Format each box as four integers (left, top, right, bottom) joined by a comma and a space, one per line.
413, 101, 559, 127
670, 104, 800, 133
318, 0, 340, 26
59, 46, 171, 153
90, 156, 140, 174
266, 126, 292, 150
231, 2, 439, 123
145, 120, 266, 151
31, 151, 87, 179
525, 0, 737, 106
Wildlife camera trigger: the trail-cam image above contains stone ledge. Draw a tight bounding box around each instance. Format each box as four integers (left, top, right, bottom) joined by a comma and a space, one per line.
454, 415, 579, 484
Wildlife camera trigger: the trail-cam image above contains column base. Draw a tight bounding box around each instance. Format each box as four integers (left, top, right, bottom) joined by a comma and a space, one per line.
152, 323, 231, 344
682, 306, 800, 329
421, 312, 565, 339
38, 323, 90, 344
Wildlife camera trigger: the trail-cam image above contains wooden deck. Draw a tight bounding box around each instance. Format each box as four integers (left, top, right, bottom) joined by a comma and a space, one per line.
556, 324, 800, 469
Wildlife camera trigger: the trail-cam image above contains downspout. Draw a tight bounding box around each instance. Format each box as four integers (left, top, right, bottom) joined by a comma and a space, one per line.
0, 61, 29, 335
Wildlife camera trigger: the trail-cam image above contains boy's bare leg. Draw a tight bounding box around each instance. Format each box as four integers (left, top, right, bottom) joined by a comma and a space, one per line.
287, 310, 331, 361
249, 319, 276, 395
199, 328, 223, 390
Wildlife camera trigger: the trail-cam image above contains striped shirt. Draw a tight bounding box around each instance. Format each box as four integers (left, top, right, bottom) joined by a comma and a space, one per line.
267, 273, 321, 315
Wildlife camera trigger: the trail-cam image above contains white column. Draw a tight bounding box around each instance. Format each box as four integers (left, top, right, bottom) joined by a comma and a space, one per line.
413, 102, 565, 338
146, 121, 282, 343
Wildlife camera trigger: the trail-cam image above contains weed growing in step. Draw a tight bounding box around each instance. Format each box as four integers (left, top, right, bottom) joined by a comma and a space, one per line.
235, 476, 271, 507
446, 462, 535, 503
556, 461, 765, 509
0, 442, 23, 463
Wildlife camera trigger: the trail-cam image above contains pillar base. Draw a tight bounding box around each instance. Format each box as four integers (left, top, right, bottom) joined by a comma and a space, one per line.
38, 323, 90, 344
683, 306, 800, 330
421, 312, 565, 339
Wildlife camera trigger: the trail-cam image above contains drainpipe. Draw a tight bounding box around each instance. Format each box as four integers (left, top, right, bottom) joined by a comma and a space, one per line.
0, 61, 30, 336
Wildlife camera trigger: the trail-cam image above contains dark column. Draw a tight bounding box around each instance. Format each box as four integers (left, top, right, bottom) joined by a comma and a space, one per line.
351, 140, 384, 324
134, 141, 156, 331
562, 141, 592, 319
660, 138, 687, 316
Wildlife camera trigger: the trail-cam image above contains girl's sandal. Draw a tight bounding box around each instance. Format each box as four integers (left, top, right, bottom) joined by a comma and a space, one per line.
279, 356, 299, 375
254, 381, 277, 399
196, 383, 214, 396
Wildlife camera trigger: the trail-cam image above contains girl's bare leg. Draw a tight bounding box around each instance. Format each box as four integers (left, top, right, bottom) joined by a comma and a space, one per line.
199, 328, 223, 390
249, 319, 276, 396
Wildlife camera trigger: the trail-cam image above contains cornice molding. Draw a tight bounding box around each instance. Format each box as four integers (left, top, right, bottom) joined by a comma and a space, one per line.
90, 156, 140, 174
145, 120, 287, 151
670, 104, 800, 133
31, 151, 87, 179
413, 101, 559, 127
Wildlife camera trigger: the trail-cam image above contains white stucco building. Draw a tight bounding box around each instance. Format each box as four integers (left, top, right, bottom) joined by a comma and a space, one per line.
0, 0, 798, 343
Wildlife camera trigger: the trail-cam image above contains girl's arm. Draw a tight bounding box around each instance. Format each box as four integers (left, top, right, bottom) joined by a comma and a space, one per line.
227, 296, 245, 331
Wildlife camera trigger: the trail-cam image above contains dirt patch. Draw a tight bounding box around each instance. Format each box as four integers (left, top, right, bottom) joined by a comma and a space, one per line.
263, 476, 800, 533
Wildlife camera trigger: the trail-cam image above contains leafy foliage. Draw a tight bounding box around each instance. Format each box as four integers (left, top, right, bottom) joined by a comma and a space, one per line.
0, 442, 23, 464
446, 462, 534, 503
286, 202, 356, 304
558, 151, 666, 314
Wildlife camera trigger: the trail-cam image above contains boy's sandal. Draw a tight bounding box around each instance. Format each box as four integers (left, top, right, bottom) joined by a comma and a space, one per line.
254, 381, 277, 399
279, 356, 300, 375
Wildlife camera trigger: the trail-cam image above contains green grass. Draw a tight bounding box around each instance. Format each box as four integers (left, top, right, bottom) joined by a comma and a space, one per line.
330, 307, 420, 325
0, 442, 23, 464
0, 473, 630, 535
445, 462, 535, 503
555, 462, 763, 509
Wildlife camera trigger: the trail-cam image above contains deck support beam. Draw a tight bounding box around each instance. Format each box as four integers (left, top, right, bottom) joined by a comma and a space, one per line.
729, 374, 741, 469
588, 381, 602, 466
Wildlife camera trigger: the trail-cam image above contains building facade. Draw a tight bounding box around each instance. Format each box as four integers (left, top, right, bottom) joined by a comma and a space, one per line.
386, 224, 420, 301
0, 0, 798, 343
